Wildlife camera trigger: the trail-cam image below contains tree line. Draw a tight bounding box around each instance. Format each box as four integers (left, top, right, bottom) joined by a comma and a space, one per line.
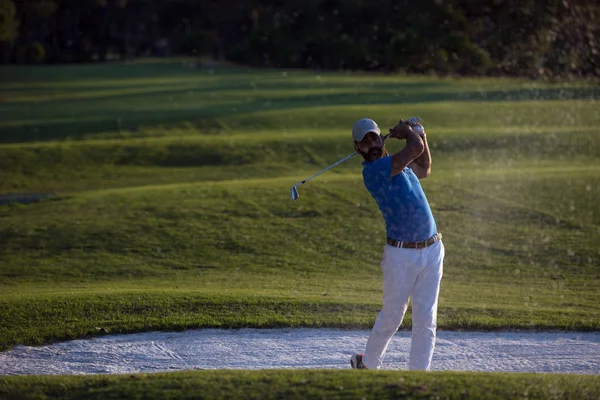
1, 0, 598, 78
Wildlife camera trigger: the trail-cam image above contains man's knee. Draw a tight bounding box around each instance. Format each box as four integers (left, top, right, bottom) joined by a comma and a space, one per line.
375, 310, 406, 334
411, 323, 436, 339
411, 313, 436, 331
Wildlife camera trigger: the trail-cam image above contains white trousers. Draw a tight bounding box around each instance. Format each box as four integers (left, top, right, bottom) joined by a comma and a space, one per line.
362, 240, 444, 370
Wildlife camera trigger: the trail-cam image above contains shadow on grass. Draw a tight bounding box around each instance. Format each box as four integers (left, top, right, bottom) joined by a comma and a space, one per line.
0, 129, 596, 175
0, 193, 54, 205
2, 84, 598, 144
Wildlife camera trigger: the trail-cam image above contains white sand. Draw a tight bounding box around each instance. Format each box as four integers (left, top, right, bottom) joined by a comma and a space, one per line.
1, 329, 598, 375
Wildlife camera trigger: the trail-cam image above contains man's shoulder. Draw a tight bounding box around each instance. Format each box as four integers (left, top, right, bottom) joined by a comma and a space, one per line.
362, 156, 391, 179
362, 156, 392, 191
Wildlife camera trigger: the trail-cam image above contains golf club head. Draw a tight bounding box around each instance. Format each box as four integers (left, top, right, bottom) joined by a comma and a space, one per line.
291, 186, 299, 201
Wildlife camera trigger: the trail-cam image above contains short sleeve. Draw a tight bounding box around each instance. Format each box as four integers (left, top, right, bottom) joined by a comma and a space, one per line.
363, 156, 392, 192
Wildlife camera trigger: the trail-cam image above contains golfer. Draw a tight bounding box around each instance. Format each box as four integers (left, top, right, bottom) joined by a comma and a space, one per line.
350, 118, 444, 371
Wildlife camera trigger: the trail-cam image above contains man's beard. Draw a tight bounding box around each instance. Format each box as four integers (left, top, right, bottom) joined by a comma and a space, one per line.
359, 146, 383, 162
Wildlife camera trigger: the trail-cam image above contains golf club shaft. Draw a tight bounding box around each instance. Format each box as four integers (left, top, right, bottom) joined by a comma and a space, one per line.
293, 151, 358, 187
293, 133, 393, 187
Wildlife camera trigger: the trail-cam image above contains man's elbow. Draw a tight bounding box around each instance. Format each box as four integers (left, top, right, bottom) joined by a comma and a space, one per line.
414, 166, 431, 179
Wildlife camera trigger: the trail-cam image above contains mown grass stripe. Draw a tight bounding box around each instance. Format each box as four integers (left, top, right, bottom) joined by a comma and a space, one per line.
1, 369, 599, 400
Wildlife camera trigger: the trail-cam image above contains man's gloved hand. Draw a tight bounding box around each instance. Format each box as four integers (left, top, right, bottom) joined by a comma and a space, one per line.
404, 117, 425, 135
405, 117, 422, 125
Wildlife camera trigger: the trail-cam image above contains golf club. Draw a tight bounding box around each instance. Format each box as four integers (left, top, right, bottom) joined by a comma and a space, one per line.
291, 151, 358, 200
290, 118, 422, 200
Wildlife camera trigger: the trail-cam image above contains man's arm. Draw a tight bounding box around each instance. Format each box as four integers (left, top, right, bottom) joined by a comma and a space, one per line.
410, 130, 431, 179
388, 123, 424, 177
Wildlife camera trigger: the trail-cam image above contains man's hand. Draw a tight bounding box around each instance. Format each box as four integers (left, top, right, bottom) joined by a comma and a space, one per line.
387, 120, 416, 140
404, 117, 425, 137
389, 119, 425, 177
413, 124, 426, 138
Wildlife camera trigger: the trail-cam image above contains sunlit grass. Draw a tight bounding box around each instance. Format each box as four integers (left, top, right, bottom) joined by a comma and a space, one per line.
1, 165, 598, 349
0, 61, 598, 354
2, 369, 599, 400
1, 61, 598, 143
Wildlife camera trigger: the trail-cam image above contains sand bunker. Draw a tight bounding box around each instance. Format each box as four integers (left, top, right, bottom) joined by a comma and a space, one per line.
1, 329, 598, 375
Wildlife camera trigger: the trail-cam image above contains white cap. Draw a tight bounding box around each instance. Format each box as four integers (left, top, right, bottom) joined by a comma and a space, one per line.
352, 118, 381, 142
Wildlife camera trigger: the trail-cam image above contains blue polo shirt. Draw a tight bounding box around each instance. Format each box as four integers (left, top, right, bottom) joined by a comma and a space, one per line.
362, 156, 437, 242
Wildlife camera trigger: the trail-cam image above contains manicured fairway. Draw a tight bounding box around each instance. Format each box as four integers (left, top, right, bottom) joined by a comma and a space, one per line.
0, 60, 599, 397
2, 370, 600, 400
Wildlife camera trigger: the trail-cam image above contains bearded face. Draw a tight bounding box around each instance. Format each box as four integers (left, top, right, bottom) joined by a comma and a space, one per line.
354, 131, 385, 162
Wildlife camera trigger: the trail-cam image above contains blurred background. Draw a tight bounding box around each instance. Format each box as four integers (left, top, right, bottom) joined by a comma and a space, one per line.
1, 0, 598, 78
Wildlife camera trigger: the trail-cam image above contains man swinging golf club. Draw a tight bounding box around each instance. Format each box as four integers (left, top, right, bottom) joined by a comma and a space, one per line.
350, 118, 444, 371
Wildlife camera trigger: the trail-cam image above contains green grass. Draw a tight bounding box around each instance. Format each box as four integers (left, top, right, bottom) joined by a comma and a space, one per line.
1, 62, 598, 143
1, 370, 599, 400
0, 60, 599, 397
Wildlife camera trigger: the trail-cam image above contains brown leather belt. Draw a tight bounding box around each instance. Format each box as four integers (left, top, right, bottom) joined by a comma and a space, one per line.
386, 233, 442, 249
